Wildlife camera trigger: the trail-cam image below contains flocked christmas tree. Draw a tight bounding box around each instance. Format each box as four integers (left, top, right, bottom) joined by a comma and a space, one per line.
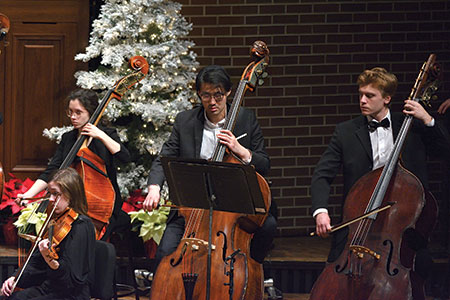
44, 0, 198, 197
42, 0, 199, 243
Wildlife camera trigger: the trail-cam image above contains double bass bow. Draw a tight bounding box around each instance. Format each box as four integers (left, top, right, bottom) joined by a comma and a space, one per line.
149, 41, 270, 300
309, 54, 441, 300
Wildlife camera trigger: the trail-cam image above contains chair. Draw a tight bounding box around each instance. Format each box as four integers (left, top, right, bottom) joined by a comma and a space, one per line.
91, 240, 117, 300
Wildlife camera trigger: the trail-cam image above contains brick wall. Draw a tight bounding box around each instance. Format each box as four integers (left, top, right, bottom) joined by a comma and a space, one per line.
177, 0, 450, 244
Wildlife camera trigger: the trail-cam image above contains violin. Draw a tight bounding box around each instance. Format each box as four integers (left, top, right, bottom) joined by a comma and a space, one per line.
309, 54, 441, 300
11, 193, 78, 292
46, 207, 79, 260
149, 41, 270, 300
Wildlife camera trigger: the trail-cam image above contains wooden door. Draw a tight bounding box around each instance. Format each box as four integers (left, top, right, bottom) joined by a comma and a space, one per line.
0, 0, 89, 180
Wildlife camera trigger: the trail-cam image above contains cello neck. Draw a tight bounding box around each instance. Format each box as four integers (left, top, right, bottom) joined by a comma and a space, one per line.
366, 54, 438, 216
59, 88, 116, 169
211, 41, 269, 163
211, 80, 247, 162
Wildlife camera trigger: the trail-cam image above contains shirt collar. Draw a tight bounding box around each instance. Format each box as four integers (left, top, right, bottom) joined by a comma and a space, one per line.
367, 109, 391, 124
204, 110, 226, 129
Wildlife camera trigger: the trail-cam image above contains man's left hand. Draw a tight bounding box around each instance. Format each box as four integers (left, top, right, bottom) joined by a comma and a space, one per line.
403, 100, 433, 125
217, 130, 251, 162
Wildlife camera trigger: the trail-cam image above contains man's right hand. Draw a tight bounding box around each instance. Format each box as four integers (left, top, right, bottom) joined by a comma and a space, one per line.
315, 212, 331, 238
143, 185, 161, 211
438, 98, 450, 114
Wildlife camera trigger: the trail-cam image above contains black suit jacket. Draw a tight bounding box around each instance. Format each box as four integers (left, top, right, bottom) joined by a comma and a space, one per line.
311, 112, 450, 261
148, 104, 270, 186
147, 104, 270, 222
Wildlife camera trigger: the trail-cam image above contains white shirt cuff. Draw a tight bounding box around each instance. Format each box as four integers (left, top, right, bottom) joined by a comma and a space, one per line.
425, 118, 435, 127
243, 150, 252, 164
313, 208, 328, 218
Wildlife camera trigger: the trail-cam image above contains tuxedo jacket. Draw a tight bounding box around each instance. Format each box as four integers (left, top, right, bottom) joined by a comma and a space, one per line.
311, 112, 450, 261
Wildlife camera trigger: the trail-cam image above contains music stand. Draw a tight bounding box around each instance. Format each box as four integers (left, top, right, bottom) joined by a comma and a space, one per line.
161, 157, 267, 300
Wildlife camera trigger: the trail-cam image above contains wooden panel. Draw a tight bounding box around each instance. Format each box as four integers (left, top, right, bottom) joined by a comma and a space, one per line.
0, 33, 5, 163
0, 0, 88, 23
7, 23, 77, 176
0, 0, 89, 180
13, 37, 63, 168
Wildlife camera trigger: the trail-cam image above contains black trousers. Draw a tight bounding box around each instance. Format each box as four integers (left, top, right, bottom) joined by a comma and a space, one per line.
1, 283, 89, 300
152, 212, 277, 272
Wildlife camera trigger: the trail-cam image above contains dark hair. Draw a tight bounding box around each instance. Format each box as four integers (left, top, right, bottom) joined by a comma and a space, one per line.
66, 89, 98, 116
195, 65, 232, 93
357, 67, 398, 98
50, 168, 88, 216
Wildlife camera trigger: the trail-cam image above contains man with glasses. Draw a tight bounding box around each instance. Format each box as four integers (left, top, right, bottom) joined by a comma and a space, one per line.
143, 65, 277, 272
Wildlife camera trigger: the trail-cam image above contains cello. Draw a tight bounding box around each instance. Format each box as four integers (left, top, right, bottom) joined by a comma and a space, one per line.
149, 41, 271, 300
309, 55, 441, 300
59, 55, 148, 238
17, 55, 149, 240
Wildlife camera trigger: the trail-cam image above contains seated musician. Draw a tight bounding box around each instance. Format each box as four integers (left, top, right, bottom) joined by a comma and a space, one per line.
1, 168, 96, 300
311, 67, 450, 297
16, 89, 131, 240
143, 65, 278, 271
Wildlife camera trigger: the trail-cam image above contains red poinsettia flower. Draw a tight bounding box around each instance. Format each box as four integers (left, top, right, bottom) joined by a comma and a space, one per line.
0, 174, 47, 215
122, 189, 144, 213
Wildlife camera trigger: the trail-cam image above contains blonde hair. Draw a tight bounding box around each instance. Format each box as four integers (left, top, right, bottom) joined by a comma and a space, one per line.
357, 67, 398, 98
50, 168, 88, 215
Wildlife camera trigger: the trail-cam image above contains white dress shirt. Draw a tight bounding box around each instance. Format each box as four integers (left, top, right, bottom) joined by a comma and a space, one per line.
368, 111, 394, 170
200, 113, 225, 160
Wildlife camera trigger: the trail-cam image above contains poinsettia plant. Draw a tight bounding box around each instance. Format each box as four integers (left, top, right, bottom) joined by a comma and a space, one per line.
122, 188, 170, 244
0, 175, 47, 244
0, 175, 46, 219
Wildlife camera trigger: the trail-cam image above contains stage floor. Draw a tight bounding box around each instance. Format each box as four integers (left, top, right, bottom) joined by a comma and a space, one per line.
267, 236, 330, 263
1, 236, 448, 299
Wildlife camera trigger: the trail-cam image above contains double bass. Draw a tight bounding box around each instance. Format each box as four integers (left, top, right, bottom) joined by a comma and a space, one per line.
58, 55, 148, 238
17, 56, 149, 241
309, 54, 441, 299
149, 41, 271, 300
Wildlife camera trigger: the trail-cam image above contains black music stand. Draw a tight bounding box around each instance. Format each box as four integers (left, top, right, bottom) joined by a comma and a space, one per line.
161, 157, 267, 300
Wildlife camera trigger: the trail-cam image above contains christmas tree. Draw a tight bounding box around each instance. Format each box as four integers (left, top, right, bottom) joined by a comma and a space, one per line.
44, 0, 199, 198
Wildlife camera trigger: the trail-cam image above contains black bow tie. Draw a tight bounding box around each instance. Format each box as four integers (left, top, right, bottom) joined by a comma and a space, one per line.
368, 118, 390, 132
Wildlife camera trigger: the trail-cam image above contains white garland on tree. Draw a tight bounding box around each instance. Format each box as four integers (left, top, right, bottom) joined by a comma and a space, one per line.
43, 0, 199, 198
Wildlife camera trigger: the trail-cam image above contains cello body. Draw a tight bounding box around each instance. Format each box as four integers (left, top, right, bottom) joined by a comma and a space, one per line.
75, 147, 115, 231
310, 54, 442, 300
150, 208, 265, 300
310, 164, 424, 300
150, 41, 271, 300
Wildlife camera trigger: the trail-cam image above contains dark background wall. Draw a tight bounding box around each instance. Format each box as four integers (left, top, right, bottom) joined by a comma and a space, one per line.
176, 0, 450, 252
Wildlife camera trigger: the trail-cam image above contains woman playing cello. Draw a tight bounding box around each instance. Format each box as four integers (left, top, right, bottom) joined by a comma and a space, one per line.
16, 89, 131, 240
1, 168, 96, 300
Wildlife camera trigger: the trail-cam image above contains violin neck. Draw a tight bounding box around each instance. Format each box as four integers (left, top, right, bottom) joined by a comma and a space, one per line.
211, 80, 247, 162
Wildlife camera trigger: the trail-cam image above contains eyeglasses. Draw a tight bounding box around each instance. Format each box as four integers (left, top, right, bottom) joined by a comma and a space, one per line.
66, 109, 87, 118
48, 191, 61, 199
199, 92, 225, 102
